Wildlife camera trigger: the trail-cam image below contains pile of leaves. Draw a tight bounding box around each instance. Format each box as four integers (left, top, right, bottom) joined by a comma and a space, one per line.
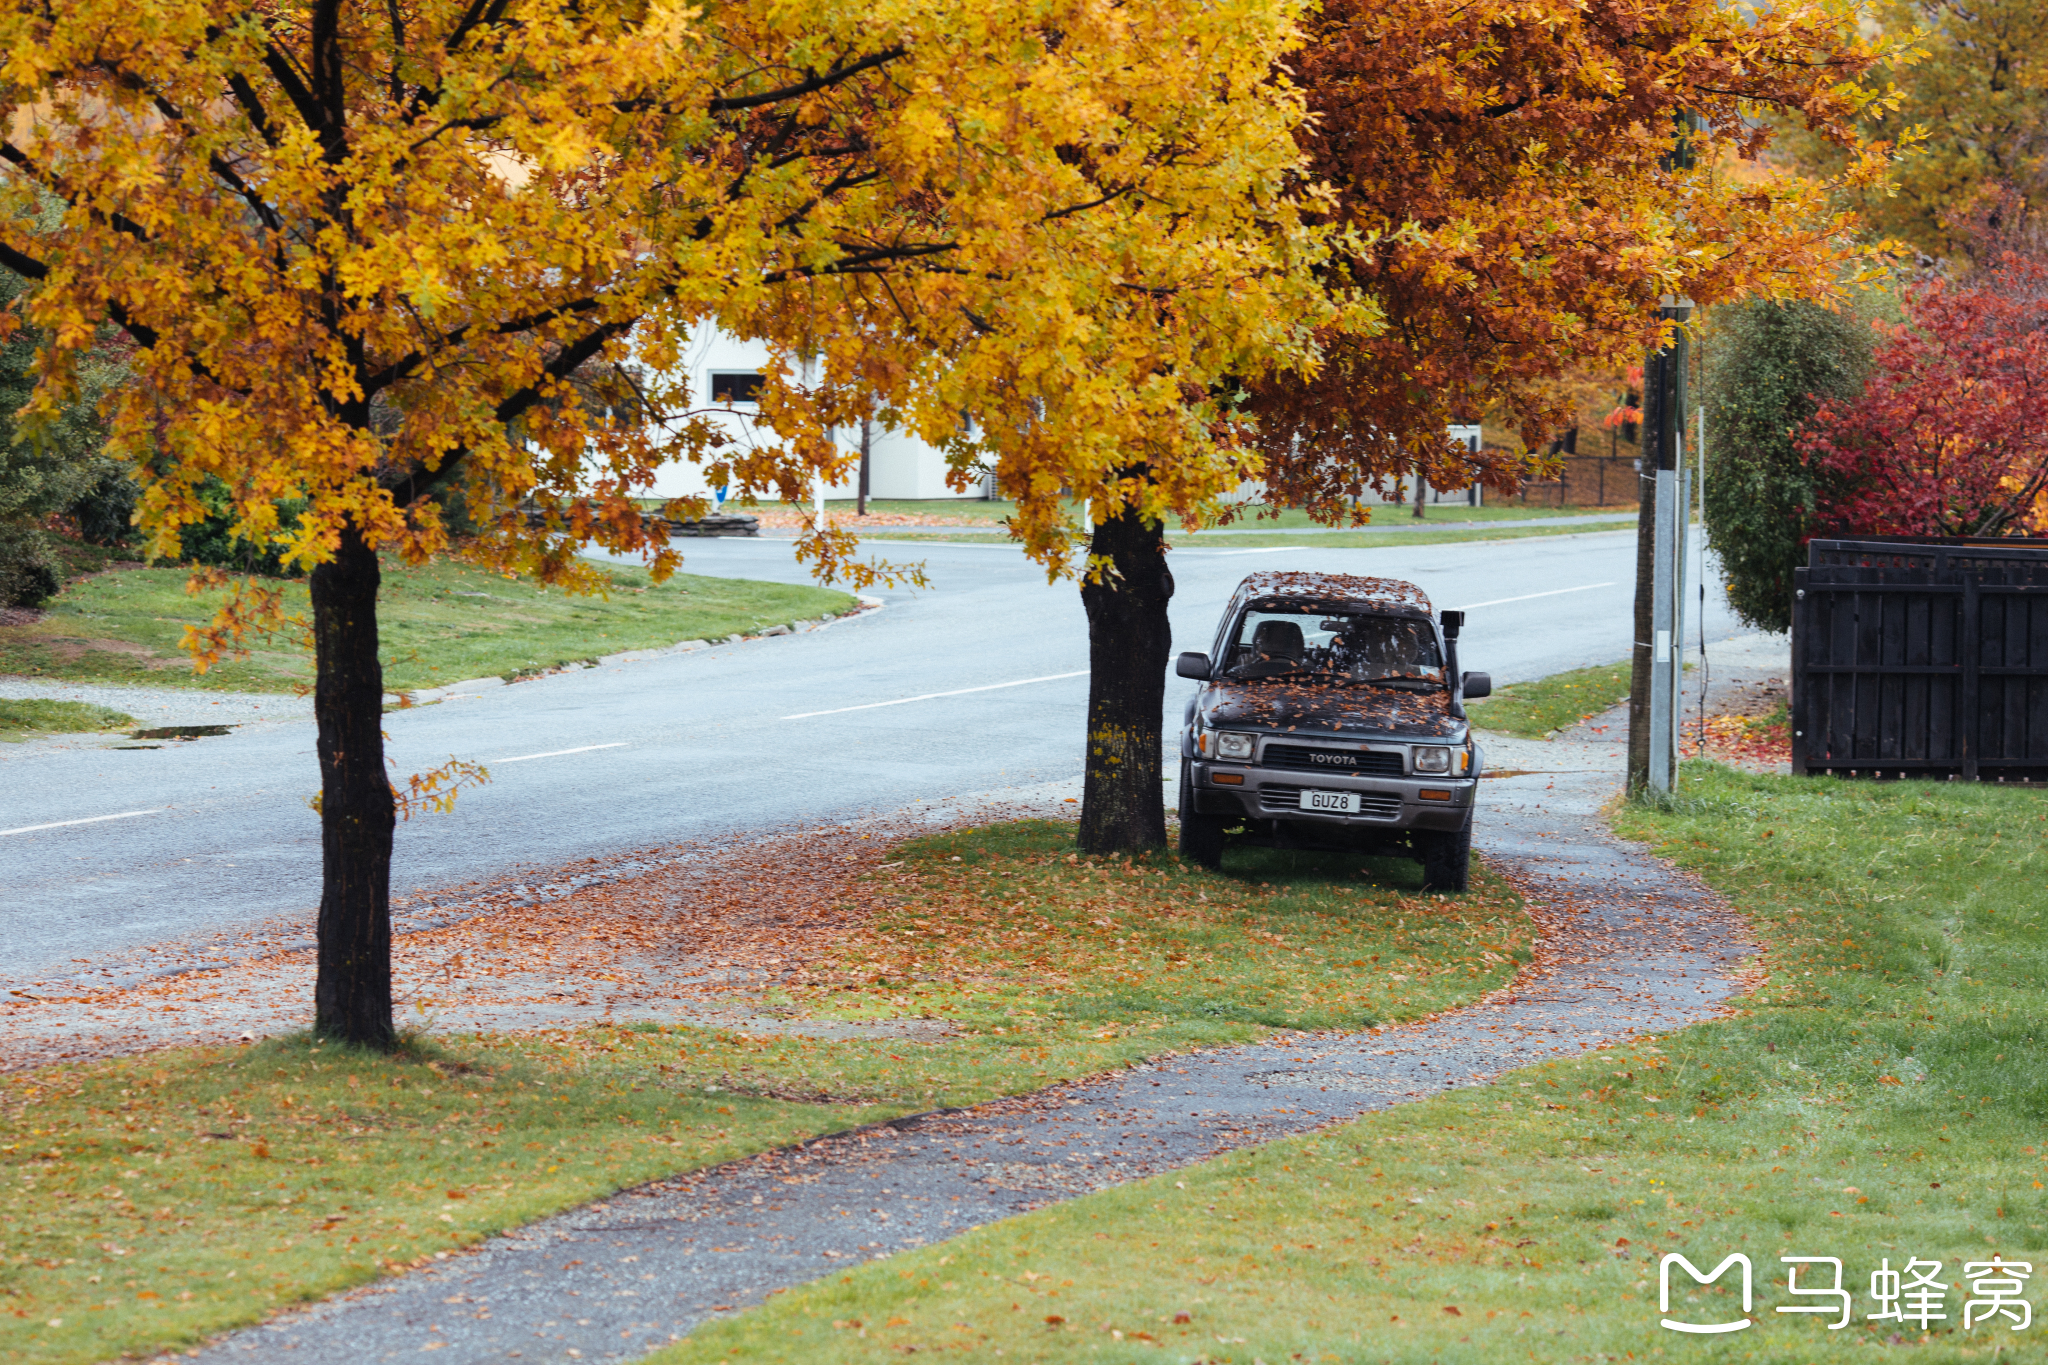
1680, 710, 1791, 770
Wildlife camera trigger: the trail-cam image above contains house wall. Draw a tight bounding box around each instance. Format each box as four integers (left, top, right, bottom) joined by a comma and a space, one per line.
633, 330, 1480, 509
639, 325, 987, 505
1217, 425, 1487, 509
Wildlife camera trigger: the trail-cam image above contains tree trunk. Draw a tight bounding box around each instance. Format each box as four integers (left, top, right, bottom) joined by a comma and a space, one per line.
312, 522, 397, 1048
1412, 462, 1427, 518
858, 417, 872, 517
1078, 505, 1173, 854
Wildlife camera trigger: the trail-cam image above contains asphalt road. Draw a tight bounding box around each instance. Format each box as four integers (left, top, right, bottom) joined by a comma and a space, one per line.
1, 528, 1742, 983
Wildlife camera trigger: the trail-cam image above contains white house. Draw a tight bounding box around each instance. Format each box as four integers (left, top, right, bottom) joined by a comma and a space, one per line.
641, 326, 986, 507
639, 325, 1481, 509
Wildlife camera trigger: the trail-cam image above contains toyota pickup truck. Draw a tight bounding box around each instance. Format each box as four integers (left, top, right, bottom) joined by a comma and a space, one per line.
1174, 570, 1489, 891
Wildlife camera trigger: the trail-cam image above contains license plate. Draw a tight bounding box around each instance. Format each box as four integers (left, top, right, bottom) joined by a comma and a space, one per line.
1298, 789, 1359, 814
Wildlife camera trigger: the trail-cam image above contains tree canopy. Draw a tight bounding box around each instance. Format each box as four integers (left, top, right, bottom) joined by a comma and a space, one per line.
0, 0, 1329, 614
1244, 0, 1901, 512
1775, 0, 2048, 260
1801, 252, 2048, 540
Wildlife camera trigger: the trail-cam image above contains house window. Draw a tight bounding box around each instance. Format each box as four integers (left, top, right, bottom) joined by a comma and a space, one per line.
709, 372, 763, 405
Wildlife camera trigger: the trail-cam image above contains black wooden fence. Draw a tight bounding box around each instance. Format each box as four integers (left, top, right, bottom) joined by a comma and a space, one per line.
1791, 537, 2048, 781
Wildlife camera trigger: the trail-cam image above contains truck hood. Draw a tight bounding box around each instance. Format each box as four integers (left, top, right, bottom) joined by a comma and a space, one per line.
1197, 679, 1466, 741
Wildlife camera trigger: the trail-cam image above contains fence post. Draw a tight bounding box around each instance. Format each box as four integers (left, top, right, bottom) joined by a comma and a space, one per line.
1962, 576, 1980, 781
1790, 571, 1809, 775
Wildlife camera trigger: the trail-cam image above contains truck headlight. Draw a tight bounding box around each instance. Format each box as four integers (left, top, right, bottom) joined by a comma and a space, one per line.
1216, 732, 1255, 761
1413, 746, 1451, 774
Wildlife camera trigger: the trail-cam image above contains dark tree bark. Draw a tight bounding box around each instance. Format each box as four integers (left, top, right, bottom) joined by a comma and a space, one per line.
1078, 504, 1174, 854
311, 522, 397, 1048
857, 417, 872, 517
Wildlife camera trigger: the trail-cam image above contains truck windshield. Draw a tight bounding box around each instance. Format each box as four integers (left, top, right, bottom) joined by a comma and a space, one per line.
1223, 608, 1443, 686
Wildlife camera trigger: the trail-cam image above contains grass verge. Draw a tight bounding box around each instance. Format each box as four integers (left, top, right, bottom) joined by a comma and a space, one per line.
1467, 658, 1633, 739
0, 556, 855, 694
1, 818, 1530, 1363
857, 521, 1636, 549
789, 819, 1535, 1036
767, 500, 1629, 530
0, 699, 135, 743
1198, 503, 1634, 530
1175, 522, 1635, 550
654, 765, 2048, 1363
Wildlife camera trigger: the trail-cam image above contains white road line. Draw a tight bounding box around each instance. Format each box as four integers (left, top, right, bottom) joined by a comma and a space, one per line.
491, 743, 627, 764
785, 671, 1089, 720
1, 809, 161, 838
1449, 582, 1616, 611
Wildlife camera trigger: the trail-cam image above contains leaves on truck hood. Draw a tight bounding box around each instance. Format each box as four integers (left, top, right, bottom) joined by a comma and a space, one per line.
1199, 679, 1464, 739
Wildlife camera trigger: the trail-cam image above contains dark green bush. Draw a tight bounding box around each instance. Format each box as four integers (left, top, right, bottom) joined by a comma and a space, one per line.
1701, 294, 1891, 631
176, 477, 308, 577
67, 463, 141, 545
0, 521, 59, 608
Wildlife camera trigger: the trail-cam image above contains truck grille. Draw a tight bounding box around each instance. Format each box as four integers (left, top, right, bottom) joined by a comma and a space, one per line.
1261, 743, 1404, 777
1259, 785, 1403, 819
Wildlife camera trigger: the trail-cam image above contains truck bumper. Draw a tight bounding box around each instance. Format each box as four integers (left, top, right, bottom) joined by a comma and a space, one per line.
1188, 759, 1477, 832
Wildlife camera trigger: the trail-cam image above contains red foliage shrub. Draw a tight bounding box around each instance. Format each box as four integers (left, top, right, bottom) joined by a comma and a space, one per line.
1799, 253, 2048, 538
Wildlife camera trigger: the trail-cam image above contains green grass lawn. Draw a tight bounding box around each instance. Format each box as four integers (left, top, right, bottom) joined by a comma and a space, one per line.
789, 819, 1534, 1035
1198, 502, 1633, 530
811, 497, 1014, 522
656, 766, 2048, 1364
0, 556, 855, 694
1173, 520, 1635, 549
860, 521, 1636, 549
0, 698, 135, 743
1466, 658, 1633, 739
760, 499, 1629, 530
1, 819, 1529, 1364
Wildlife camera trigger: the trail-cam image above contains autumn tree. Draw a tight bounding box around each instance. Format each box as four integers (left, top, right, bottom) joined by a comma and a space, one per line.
1799, 251, 2048, 538
1038, 0, 1907, 856
1248, 0, 1900, 516
1200, 0, 1907, 806
0, 0, 1326, 1043
1774, 0, 2048, 260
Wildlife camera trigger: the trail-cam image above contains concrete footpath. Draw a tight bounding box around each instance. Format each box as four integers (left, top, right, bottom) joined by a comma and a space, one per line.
186, 723, 1758, 1365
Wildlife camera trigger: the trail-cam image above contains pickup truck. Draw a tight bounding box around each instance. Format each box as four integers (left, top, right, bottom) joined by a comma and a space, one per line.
1174, 570, 1489, 891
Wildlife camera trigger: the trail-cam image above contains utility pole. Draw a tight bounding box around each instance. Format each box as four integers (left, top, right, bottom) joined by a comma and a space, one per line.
1628, 299, 1691, 793
1627, 109, 1698, 797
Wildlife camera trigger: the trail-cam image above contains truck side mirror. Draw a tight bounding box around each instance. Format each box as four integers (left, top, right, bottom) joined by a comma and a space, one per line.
1175, 651, 1213, 681
1461, 671, 1491, 699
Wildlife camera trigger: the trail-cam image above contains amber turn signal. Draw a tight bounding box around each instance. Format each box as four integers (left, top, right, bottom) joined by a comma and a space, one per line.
1418, 789, 1453, 801
1211, 772, 1244, 786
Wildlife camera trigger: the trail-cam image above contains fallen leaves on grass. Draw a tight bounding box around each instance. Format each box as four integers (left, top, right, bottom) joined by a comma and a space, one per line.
1681, 711, 1790, 771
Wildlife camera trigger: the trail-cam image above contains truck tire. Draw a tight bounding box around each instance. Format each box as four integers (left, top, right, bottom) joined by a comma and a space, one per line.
1418, 823, 1471, 894
1178, 761, 1227, 871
